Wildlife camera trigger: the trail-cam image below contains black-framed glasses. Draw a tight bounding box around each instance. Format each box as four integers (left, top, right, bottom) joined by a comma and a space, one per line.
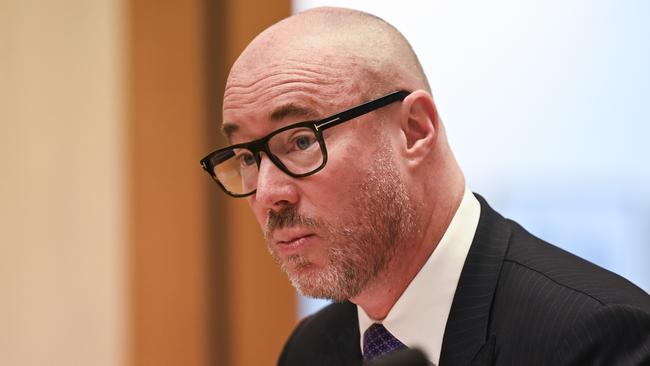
200, 90, 411, 197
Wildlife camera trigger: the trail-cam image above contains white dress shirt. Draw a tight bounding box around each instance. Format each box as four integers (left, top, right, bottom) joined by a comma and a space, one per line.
357, 188, 481, 365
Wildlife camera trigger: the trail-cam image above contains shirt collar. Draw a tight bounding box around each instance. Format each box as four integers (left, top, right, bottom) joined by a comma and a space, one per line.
357, 188, 481, 364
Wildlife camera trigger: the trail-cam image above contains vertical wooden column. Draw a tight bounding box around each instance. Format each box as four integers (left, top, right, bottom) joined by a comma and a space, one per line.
130, 0, 295, 365
209, 1, 297, 366
129, 0, 213, 365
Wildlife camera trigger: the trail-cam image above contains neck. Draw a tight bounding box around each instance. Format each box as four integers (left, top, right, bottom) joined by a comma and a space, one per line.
350, 181, 465, 320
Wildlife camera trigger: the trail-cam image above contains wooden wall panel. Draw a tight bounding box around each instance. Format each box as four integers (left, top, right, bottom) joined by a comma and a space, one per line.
130, 0, 294, 365
129, 0, 212, 365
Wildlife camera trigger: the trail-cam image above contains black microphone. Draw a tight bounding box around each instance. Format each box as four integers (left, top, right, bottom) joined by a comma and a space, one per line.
364, 348, 432, 366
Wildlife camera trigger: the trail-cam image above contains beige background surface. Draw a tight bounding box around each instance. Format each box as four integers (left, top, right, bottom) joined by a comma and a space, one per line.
0, 0, 126, 365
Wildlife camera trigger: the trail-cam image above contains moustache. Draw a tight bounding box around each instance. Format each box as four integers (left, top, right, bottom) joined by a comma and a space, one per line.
265, 206, 320, 239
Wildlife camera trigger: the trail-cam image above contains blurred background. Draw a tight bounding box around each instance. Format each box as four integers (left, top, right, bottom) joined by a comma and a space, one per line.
0, 0, 647, 365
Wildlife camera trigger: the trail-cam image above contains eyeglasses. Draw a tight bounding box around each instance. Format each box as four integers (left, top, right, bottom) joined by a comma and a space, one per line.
200, 90, 410, 197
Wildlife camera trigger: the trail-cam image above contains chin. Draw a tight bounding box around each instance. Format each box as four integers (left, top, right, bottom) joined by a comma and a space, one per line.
286, 267, 355, 302
285, 261, 318, 282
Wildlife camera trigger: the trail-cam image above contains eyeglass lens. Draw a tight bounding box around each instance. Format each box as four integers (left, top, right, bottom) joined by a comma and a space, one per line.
212, 126, 324, 195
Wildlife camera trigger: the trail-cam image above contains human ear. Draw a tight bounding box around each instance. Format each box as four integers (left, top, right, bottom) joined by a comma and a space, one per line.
398, 90, 439, 162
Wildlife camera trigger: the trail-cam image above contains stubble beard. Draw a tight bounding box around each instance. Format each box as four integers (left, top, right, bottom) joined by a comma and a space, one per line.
265, 143, 416, 302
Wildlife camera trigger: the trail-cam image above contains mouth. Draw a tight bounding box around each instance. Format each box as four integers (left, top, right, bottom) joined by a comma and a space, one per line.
274, 232, 315, 257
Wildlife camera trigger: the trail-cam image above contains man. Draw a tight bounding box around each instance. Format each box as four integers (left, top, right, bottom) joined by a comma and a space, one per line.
201, 7, 650, 366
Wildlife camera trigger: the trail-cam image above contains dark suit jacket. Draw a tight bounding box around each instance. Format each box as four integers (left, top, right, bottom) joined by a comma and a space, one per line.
278, 194, 650, 365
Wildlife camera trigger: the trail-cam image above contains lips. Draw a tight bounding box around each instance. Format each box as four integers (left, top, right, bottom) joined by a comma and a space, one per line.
273, 231, 314, 256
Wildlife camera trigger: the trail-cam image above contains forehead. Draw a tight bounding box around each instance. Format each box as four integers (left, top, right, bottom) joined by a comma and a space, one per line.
222, 58, 360, 143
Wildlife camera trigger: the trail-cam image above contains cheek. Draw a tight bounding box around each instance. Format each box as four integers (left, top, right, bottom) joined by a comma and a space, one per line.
305, 148, 370, 214
247, 197, 269, 231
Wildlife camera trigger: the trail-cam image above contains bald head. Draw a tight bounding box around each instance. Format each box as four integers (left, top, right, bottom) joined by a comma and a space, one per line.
225, 7, 430, 115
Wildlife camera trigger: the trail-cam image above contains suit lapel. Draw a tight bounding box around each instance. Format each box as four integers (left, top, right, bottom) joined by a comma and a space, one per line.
439, 194, 511, 366
319, 302, 363, 366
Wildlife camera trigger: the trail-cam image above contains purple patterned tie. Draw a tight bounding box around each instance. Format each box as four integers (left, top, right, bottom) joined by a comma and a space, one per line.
363, 323, 408, 362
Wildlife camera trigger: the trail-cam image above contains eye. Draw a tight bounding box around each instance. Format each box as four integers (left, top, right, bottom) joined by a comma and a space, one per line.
292, 134, 317, 151
235, 152, 256, 167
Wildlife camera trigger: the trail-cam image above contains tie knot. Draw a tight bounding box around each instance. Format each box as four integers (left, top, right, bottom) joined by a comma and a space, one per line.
363, 323, 407, 362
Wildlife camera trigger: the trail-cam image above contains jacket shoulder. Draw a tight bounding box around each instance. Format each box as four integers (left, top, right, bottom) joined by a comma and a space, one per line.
490, 220, 650, 364
504, 219, 650, 308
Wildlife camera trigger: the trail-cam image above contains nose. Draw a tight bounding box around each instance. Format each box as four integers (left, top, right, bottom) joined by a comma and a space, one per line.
253, 154, 299, 211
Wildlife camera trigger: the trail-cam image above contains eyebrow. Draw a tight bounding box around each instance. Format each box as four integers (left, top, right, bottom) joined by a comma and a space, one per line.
220, 103, 319, 139
270, 103, 318, 122
220, 122, 238, 139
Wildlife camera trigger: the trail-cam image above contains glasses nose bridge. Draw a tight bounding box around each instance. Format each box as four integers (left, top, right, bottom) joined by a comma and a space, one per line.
252, 138, 280, 170
244, 137, 270, 167
254, 148, 295, 197
256, 134, 294, 175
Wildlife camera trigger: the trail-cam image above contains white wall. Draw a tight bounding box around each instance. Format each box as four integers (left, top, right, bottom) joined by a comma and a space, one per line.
0, 1, 126, 365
